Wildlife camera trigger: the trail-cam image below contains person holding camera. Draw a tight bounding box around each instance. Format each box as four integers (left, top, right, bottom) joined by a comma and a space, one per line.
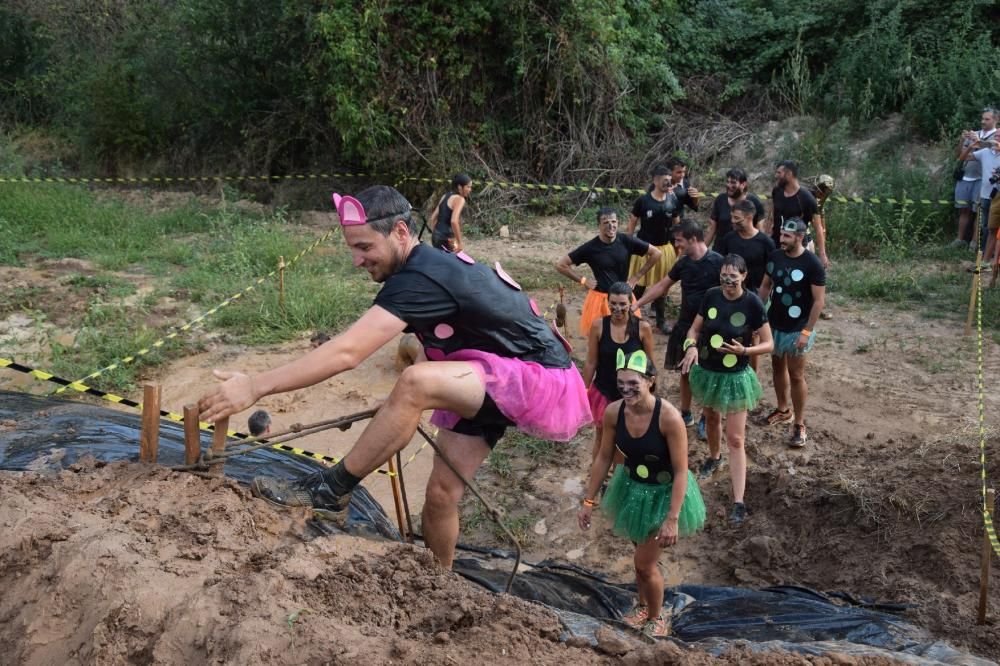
953, 109, 997, 250
960, 113, 1000, 267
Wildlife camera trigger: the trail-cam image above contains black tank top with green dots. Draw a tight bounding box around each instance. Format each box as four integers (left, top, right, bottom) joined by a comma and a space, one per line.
614, 398, 673, 485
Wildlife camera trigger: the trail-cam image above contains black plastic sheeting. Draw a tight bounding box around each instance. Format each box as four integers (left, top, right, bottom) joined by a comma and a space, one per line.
0, 390, 991, 665
0, 390, 400, 541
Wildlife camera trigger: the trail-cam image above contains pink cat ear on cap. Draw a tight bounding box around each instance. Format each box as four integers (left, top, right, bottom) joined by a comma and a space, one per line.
332, 192, 367, 226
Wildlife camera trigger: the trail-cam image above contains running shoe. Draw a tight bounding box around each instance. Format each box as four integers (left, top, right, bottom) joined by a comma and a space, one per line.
764, 408, 793, 426
789, 423, 807, 448
696, 415, 707, 441
641, 610, 672, 638
729, 502, 748, 525
251, 472, 352, 523
950, 238, 967, 249
621, 604, 649, 628
698, 455, 724, 479
658, 322, 672, 335
681, 411, 694, 427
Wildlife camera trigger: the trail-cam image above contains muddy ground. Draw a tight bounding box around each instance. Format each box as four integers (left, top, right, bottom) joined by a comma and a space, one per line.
1, 212, 999, 662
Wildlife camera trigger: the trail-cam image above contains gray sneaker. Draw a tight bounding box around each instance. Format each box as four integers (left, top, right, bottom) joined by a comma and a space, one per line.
789, 424, 808, 448
698, 455, 724, 479
251, 472, 352, 524
950, 238, 967, 249
729, 502, 748, 525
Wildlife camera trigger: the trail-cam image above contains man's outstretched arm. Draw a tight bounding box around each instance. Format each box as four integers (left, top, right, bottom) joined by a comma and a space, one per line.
198, 305, 407, 422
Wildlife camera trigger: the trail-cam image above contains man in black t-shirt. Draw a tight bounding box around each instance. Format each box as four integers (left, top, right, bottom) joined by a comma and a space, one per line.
628, 164, 684, 333
718, 200, 776, 294
634, 221, 723, 426
767, 160, 829, 268
198, 185, 590, 570
667, 156, 702, 219
758, 218, 826, 449
707, 167, 765, 249
557, 206, 662, 335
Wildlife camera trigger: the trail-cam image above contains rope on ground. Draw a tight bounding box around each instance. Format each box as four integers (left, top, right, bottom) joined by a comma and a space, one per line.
0, 357, 397, 476
975, 256, 1000, 557
56, 228, 336, 394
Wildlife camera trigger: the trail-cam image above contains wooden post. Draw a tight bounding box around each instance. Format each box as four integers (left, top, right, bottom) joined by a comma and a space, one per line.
278, 255, 286, 315
139, 384, 162, 463
386, 455, 407, 540
978, 488, 996, 625
396, 451, 415, 543
183, 404, 201, 466
209, 416, 229, 476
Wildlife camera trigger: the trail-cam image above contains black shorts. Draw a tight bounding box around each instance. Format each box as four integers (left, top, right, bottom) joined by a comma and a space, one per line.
448, 393, 514, 449
431, 232, 455, 251
665, 320, 693, 369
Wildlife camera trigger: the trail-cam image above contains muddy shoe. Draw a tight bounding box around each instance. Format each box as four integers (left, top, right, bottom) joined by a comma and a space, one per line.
788, 424, 808, 448
681, 411, 694, 427
621, 604, 649, 628
641, 610, 672, 638
698, 455, 724, 479
729, 502, 748, 525
764, 408, 793, 426
251, 472, 351, 524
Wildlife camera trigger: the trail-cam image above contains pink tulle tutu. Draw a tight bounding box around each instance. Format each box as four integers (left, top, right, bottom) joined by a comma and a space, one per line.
429, 349, 590, 442
586, 384, 610, 425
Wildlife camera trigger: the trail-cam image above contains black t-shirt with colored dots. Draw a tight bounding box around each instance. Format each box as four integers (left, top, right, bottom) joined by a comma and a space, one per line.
764, 249, 826, 332
568, 234, 650, 293
696, 288, 767, 373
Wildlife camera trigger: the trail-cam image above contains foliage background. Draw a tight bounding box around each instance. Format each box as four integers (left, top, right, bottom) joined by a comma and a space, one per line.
1, 0, 997, 183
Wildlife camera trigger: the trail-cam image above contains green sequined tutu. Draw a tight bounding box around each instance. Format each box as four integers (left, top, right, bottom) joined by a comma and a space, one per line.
689, 364, 762, 414
601, 467, 706, 543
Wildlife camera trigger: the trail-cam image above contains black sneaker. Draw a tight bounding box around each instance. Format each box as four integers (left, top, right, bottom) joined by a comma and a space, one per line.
657, 322, 672, 335
251, 472, 352, 523
698, 455, 724, 479
729, 502, 748, 525
789, 423, 807, 448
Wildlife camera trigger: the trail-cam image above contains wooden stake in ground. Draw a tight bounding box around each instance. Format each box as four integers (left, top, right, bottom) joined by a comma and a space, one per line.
209, 416, 229, 476
139, 384, 161, 463
387, 455, 407, 540
183, 404, 201, 466
278, 255, 286, 315
979, 487, 996, 625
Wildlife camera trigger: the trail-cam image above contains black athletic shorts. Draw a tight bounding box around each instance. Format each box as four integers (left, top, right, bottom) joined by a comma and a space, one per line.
448, 393, 514, 449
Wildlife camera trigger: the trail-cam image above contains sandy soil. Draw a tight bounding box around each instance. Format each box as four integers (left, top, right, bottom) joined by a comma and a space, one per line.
2, 211, 999, 662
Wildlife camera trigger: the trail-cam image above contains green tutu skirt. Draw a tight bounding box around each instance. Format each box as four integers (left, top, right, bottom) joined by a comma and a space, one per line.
601, 467, 706, 543
689, 365, 762, 414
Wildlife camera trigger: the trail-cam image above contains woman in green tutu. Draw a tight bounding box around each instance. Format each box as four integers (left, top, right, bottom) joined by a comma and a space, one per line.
578, 349, 706, 637
679, 254, 773, 525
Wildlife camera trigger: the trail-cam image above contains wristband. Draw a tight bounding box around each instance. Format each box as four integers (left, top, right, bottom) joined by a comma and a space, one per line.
682, 338, 696, 351
800, 329, 812, 337
582, 498, 596, 507
579, 277, 587, 286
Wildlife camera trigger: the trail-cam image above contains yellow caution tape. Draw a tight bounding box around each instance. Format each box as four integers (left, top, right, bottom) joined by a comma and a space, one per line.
57, 229, 336, 393
0, 169, 963, 205
0, 356, 394, 476
974, 257, 1000, 557
0, 172, 379, 184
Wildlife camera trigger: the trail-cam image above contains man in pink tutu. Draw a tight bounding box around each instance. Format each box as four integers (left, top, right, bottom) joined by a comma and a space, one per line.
197, 185, 590, 569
